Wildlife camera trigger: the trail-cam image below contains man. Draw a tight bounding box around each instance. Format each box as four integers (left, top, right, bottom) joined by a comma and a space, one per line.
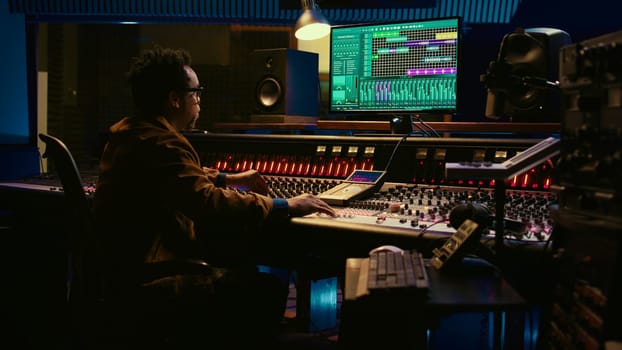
94, 45, 336, 348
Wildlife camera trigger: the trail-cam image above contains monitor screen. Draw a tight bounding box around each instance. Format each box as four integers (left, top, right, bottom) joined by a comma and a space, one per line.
329, 17, 461, 115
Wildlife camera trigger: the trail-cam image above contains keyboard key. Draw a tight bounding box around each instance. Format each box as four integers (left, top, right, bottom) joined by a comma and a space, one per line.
367, 250, 429, 292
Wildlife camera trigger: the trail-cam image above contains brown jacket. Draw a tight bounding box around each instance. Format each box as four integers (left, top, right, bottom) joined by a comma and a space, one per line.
94, 116, 277, 283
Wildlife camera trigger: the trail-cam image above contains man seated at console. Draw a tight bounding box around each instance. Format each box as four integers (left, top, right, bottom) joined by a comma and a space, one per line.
93, 45, 336, 348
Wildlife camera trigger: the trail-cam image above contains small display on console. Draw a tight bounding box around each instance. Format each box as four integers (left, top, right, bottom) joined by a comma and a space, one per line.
319, 170, 386, 206
346, 170, 386, 184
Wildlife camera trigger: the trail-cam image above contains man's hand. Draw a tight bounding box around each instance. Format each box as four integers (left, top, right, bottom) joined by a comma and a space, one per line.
287, 193, 337, 217
226, 170, 269, 195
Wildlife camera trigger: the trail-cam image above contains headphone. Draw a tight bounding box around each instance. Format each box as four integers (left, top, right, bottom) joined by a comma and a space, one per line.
448, 202, 493, 231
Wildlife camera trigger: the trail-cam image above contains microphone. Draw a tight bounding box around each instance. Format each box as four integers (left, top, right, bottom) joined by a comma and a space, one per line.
481, 60, 513, 120
484, 89, 505, 120
481, 29, 562, 121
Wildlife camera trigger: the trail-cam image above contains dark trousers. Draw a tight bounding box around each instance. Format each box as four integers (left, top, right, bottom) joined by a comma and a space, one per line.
98, 268, 289, 349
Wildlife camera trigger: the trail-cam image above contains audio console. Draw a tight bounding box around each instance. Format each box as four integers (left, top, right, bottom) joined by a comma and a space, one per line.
0, 134, 559, 248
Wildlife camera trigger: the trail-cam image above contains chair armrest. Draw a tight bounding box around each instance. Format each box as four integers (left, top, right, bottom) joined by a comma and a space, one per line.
141, 259, 213, 282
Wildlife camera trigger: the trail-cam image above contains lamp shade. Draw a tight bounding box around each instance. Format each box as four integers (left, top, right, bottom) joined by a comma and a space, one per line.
295, 5, 330, 40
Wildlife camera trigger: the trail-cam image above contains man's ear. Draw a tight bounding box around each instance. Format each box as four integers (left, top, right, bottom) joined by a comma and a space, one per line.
168, 90, 181, 109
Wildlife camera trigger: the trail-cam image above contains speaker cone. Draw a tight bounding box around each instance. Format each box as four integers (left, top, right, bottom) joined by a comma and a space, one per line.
256, 77, 282, 109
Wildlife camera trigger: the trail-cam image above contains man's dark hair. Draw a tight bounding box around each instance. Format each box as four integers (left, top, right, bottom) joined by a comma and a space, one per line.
127, 45, 192, 117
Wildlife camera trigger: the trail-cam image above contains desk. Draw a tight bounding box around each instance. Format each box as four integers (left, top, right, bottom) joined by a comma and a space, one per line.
209, 121, 560, 136
0, 180, 531, 342
340, 257, 527, 350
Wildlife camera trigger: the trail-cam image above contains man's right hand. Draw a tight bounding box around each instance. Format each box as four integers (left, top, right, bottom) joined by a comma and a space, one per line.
287, 193, 336, 218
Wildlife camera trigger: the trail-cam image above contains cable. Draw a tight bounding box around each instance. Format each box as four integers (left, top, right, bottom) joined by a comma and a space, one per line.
411, 114, 441, 137
383, 131, 409, 173
415, 221, 444, 238
541, 228, 555, 263
411, 119, 432, 137
385, 113, 439, 172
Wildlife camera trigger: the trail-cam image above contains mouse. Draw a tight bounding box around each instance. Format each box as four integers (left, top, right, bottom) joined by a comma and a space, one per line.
369, 245, 404, 255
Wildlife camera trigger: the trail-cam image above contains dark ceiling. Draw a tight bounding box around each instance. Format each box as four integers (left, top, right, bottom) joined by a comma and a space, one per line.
278, 0, 436, 9
11, 0, 519, 26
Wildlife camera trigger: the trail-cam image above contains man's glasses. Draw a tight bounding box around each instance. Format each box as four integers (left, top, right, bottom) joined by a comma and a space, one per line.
181, 86, 203, 99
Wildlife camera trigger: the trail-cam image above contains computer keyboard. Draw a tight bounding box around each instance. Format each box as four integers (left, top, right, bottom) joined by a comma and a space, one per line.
367, 249, 429, 292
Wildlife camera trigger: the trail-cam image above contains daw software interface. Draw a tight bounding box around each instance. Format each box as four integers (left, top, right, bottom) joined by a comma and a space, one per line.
329, 17, 461, 115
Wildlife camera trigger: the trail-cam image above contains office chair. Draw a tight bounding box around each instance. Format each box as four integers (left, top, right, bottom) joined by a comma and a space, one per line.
38, 133, 217, 349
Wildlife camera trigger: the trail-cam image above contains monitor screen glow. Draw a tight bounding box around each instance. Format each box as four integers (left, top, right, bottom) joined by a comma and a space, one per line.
329, 17, 461, 115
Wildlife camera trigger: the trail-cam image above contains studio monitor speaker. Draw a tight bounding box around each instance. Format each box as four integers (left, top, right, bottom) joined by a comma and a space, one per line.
483, 28, 571, 122
251, 48, 319, 122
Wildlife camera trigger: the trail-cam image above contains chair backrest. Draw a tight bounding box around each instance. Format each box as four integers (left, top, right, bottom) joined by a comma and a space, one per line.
38, 133, 101, 302
39, 134, 219, 348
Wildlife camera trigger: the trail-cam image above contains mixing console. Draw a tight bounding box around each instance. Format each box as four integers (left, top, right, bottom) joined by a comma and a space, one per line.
3, 171, 554, 246
263, 175, 555, 244
0, 134, 558, 249
185, 133, 559, 246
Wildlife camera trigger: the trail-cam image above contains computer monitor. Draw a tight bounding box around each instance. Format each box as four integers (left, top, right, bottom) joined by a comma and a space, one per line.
329, 17, 461, 117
